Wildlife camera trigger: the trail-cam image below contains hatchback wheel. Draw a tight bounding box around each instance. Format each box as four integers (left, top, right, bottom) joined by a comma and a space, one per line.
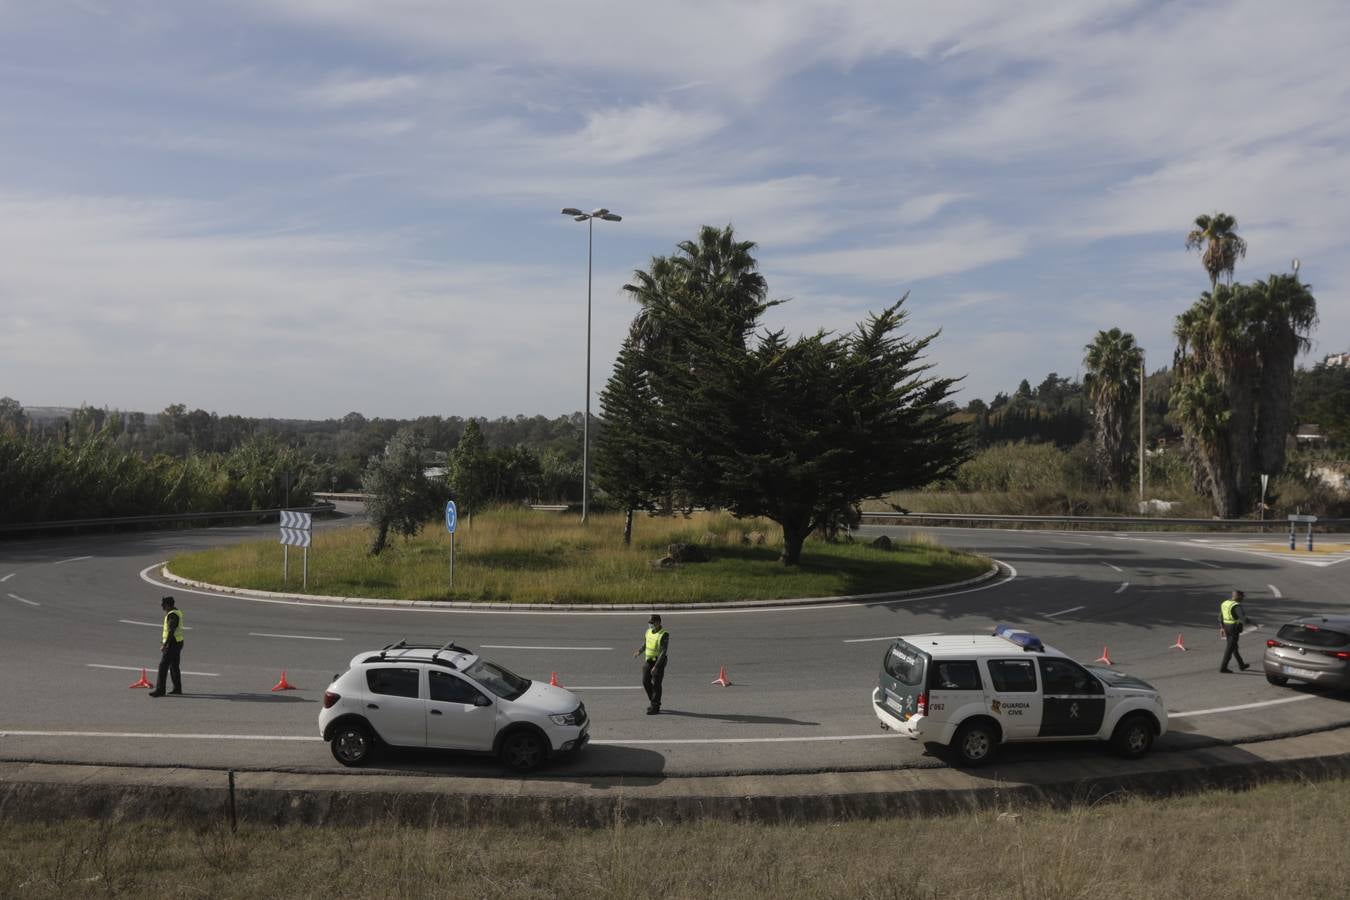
331, 722, 375, 767
950, 720, 998, 767
499, 730, 546, 772
1111, 714, 1154, 759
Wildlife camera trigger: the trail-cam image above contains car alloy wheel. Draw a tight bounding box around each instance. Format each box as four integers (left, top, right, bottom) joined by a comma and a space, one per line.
500, 731, 545, 772
332, 724, 373, 767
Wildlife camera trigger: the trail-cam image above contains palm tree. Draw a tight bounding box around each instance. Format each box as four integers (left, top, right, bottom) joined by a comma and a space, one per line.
1249, 273, 1318, 476
1185, 212, 1248, 291
1083, 328, 1143, 490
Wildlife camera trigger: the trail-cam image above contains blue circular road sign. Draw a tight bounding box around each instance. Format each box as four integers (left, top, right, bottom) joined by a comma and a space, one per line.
445, 500, 458, 534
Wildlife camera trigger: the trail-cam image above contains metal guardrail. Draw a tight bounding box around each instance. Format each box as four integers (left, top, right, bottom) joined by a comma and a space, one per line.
859, 511, 1350, 529
0, 503, 335, 535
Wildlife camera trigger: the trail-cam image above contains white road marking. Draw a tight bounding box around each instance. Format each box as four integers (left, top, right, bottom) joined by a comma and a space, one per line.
54, 556, 93, 565
567, 686, 644, 690
480, 644, 612, 651
86, 663, 219, 677
1057, 541, 1093, 547
592, 734, 906, 746
0, 730, 317, 741
141, 561, 1018, 618
6, 593, 39, 607
1, 573, 14, 582
1170, 695, 1314, 718
843, 632, 941, 644
1103, 563, 1124, 573
1268, 584, 1283, 598
1115, 582, 1129, 594
250, 632, 343, 641
119, 619, 192, 630
1043, 606, 1085, 618
1180, 557, 1223, 569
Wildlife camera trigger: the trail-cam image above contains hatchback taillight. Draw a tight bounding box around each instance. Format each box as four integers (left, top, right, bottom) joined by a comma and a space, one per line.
1266, 640, 1281, 648
916, 692, 928, 716
1330, 651, 1350, 661
323, 691, 341, 709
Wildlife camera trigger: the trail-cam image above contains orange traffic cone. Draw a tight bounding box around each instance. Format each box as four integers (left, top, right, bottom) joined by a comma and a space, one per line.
1172, 634, 1188, 652
711, 666, 732, 687
549, 671, 562, 687
271, 670, 297, 691
1095, 647, 1113, 666
129, 668, 154, 689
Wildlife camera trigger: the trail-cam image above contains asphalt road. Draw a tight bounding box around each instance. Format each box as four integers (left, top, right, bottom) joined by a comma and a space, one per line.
2, 510, 1348, 779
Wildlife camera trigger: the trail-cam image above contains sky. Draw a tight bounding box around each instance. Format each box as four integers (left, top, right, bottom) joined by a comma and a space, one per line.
1, 1, 1347, 421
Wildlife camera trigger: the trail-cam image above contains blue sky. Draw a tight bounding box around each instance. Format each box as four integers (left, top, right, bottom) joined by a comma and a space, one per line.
2, 1, 1347, 420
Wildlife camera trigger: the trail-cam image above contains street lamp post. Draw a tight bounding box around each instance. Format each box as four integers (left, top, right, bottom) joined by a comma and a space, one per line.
560, 206, 622, 524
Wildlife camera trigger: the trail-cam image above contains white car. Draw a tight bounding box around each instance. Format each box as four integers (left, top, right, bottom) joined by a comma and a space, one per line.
871, 625, 1167, 766
319, 640, 589, 771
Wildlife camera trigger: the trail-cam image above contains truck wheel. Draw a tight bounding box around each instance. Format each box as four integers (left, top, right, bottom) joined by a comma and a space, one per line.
950, 719, 998, 767
1110, 714, 1154, 759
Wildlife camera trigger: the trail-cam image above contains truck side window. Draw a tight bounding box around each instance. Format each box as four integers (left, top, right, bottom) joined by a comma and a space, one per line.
987, 659, 1037, 692
1039, 658, 1103, 695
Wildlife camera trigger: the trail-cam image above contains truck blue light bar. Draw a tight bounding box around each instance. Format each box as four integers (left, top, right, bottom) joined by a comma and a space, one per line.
993, 624, 1044, 652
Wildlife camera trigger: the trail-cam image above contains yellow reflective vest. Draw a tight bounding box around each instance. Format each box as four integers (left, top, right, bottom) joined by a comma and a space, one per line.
1220, 599, 1242, 626
644, 627, 665, 660
162, 609, 185, 644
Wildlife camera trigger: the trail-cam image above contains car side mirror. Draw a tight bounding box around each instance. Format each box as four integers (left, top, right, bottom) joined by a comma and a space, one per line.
474, 694, 492, 707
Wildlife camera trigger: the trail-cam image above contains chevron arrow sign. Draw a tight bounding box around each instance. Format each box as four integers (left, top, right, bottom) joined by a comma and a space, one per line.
280, 511, 312, 530
280, 527, 311, 547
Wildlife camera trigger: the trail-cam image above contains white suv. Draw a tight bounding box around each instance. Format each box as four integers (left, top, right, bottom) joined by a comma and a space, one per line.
319, 640, 590, 771
871, 625, 1167, 766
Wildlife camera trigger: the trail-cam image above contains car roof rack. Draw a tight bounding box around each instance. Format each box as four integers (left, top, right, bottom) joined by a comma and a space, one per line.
377, 639, 473, 665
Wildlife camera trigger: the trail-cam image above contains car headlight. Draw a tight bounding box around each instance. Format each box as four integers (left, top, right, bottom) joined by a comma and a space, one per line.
550, 712, 577, 726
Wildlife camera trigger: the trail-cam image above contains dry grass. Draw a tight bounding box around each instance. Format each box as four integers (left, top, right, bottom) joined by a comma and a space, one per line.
2, 777, 1347, 898
169, 509, 990, 604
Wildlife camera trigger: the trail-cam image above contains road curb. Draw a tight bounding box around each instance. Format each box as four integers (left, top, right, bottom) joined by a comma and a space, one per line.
3, 727, 1349, 827
156, 562, 1003, 612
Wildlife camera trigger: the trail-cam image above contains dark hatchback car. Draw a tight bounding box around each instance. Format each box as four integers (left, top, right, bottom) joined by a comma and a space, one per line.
1263, 616, 1350, 689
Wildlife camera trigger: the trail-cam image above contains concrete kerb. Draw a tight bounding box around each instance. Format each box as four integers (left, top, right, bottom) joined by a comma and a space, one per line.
157, 562, 1004, 612
4, 726, 1350, 827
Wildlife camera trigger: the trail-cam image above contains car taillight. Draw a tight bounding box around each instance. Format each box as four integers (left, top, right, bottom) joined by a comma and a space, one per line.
1266, 639, 1280, 648
1329, 651, 1350, 661
916, 693, 927, 716
323, 691, 340, 709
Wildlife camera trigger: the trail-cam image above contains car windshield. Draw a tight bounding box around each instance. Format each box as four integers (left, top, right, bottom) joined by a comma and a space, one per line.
462, 658, 531, 701
883, 642, 926, 687
1277, 624, 1350, 649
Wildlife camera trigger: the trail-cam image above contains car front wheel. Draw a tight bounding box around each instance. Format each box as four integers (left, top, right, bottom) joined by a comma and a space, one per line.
330, 722, 376, 767
1110, 714, 1154, 759
950, 719, 998, 767
499, 730, 547, 772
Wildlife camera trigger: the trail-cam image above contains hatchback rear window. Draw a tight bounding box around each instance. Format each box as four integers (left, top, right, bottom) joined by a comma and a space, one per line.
1276, 625, 1350, 648
883, 643, 927, 686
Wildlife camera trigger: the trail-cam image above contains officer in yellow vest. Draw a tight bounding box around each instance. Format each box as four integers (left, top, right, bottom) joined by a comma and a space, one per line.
149, 595, 185, 697
1219, 590, 1254, 674
632, 614, 670, 715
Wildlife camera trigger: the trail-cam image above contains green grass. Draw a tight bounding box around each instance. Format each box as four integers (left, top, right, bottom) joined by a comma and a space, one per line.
4, 776, 1348, 898
168, 508, 990, 604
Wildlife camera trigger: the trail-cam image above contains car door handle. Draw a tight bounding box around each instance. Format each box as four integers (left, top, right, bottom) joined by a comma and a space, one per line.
429, 709, 443, 715
366, 703, 379, 710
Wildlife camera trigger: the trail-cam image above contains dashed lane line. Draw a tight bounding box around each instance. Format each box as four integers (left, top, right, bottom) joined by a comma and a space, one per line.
1169, 695, 1314, 718
843, 632, 941, 644
249, 632, 343, 641
86, 663, 219, 677
1103, 563, 1124, 573
1043, 606, 1085, 618
1115, 582, 1130, 594
119, 619, 193, 630
1179, 557, 1223, 569
54, 556, 93, 565
1268, 584, 1283, 598
0, 731, 316, 741
1, 573, 14, 582
6, 593, 38, 607
480, 645, 613, 651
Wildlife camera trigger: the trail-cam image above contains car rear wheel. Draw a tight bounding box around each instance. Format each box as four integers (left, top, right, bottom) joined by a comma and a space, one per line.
499, 730, 547, 772
950, 719, 998, 767
330, 722, 376, 767
1110, 714, 1154, 759
1266, 673, 1289, 686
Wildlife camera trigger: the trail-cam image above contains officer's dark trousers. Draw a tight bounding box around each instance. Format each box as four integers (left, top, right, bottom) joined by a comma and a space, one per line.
157, 640, 183, 693
1220, 628, 1246, 671
643, 657, 667, 708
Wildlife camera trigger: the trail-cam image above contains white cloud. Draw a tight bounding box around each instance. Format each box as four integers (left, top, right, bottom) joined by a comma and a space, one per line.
560, 103, 726, 164
304, 74, 421, 107
774, 221, 1031, 284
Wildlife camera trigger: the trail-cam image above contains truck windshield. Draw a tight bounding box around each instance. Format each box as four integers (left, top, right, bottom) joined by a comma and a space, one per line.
883, 642, 926, 687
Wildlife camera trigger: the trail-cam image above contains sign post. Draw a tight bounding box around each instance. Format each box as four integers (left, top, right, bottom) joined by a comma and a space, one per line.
1288, 514, 1317, 552
1259, 474, 1269, 532
280, 510, 313, 589
445, 500, 458, 592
